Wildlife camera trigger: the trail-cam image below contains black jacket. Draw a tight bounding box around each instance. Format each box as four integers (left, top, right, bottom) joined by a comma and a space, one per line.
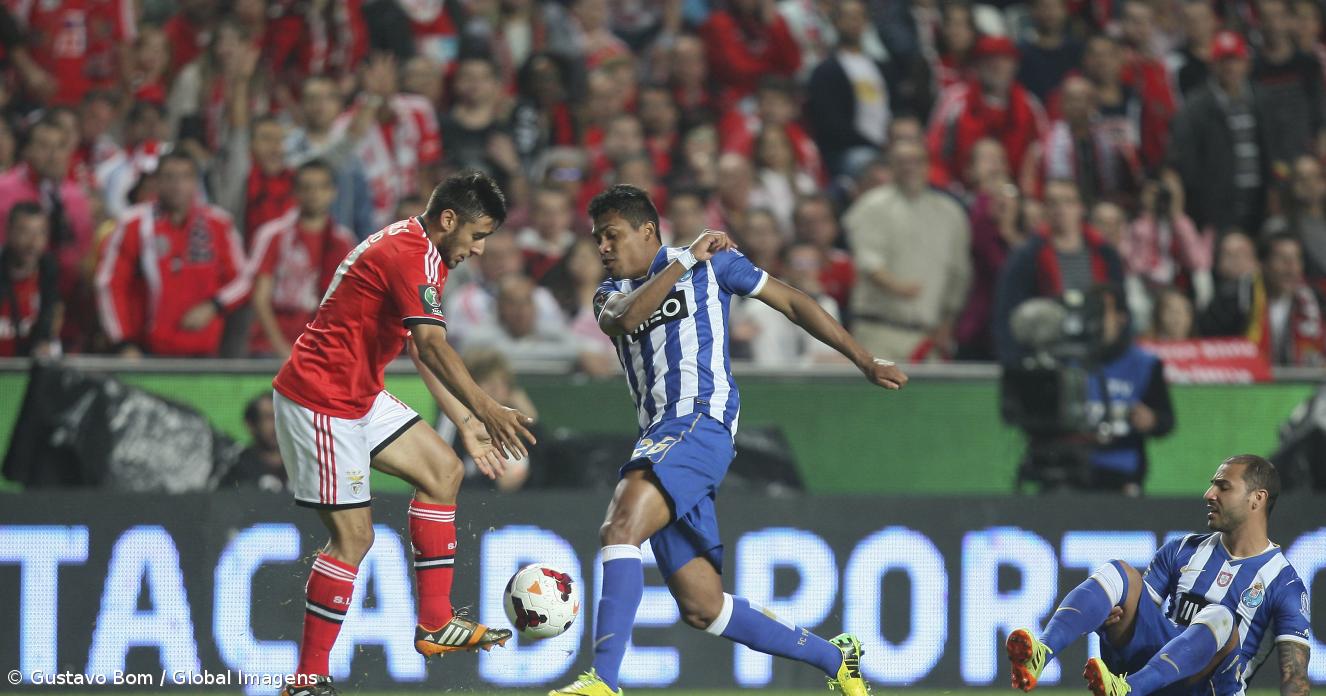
1166, 82, 1271, 232
806, 54, 890, 173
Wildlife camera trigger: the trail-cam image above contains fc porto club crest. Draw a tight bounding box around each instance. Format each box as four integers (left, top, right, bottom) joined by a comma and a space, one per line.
1240, 581, 1265, 609
1216, 571, 1233, 588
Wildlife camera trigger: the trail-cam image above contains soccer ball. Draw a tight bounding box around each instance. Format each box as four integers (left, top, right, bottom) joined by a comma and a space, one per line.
503, 564, 581, 639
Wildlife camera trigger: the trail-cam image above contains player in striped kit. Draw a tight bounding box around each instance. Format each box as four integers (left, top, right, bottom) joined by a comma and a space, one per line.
1006, 455, 1311, 696
551, 185, 908, 696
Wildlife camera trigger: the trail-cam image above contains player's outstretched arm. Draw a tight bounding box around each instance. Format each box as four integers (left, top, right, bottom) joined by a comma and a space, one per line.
410, 324, 537, 461
598, 230, 738, 336
753, 276, 908, 390
407, 339, 508, 479
1279, 642, 1310, 696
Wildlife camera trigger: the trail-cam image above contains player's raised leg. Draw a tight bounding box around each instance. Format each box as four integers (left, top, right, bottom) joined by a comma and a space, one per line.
1086, 604, 1239, 696
1007, 560, 1143, 691
550, 469, 672, 696
666, 557, 870, 696
371, 417, 512, 656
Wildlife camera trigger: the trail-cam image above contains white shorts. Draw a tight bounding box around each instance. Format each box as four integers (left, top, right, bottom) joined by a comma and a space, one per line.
272, 390, 421, 509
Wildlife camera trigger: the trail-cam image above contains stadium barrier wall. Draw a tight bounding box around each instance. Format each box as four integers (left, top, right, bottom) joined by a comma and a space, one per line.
0, 360, 1319, 495
0, 491, 1322, 692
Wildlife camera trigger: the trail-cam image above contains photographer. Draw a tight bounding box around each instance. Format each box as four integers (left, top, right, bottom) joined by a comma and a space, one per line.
1004, 283, 1175, 495
1081, 283, 1175, 495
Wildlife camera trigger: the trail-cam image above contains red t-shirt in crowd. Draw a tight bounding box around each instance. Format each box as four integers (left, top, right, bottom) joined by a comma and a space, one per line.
14, 0, 132, 105
247, 208, 356, 355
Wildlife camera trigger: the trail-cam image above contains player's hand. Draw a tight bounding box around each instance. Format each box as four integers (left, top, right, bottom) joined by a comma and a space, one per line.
1103, 606, 1124, 626
476, 402, 537, 461
688, 229, 738, 262
862, 357, 908, 390
180, 301, 218, 330
457, 415, 508, 480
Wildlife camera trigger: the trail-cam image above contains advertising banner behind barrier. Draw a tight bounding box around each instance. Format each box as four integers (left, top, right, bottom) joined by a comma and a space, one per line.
1, 492, 1322, 692
1136, 339, 1273, 384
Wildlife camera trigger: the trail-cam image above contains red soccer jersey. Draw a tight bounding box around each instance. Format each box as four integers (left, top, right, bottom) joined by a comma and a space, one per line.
17, 0, 92, 106
273, 217, 448, 418
248, 208, 356, 355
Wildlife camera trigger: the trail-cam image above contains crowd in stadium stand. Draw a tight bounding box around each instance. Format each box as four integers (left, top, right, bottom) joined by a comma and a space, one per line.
0, 0, 1324, 369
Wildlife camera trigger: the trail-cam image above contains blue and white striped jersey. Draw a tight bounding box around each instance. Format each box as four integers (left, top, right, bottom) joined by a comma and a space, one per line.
594, 246, 768, 434
1142, 533, 1311, 685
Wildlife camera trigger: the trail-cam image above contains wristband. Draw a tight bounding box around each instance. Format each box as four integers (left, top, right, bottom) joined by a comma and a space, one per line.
676, 249, 698, 271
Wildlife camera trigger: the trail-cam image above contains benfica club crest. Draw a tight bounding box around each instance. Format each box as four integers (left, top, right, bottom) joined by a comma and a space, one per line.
1216, 571, 1233, 588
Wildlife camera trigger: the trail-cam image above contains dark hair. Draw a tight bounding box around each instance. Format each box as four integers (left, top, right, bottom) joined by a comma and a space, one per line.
516, 52, 571, 99
6, 201, 46, 231
295, 158, 336, 184
1225, 454, 1281, 516
128, 100, 166, 124
457, 51, 500, 76
81, 90, 118, 107
1259, 230, 1300, 262
157, 149, 198, 174
1086, 32, 1118, 49
251, 113, 283, 136
424, 170, 508, 227
793, 193, 835, 219
243, 393, 272, 425
20, 116, 63, 152
588, 184, 660, 231
668, 185, 709, 207
756, 75, 795, 97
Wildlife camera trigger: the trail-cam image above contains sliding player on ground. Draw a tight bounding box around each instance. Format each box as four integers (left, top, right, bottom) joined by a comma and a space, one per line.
1006, 455, 1310, 696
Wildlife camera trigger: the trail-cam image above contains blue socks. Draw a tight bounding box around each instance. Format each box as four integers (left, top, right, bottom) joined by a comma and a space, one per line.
1041, 561, 1129, 655
1125, 623, 1220, 696
592, 545, 644, 690
708, 594, 844, 678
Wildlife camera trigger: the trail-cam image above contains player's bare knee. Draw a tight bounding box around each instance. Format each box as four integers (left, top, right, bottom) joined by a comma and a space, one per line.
419, 451, 463, 500
329, 522, 374, 563
677, 592, 723, 630
599, 519, 640, 547
1116, 561, 1144, 587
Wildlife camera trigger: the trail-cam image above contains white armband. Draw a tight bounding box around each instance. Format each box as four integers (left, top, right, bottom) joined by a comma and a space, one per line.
676, 249, 698, 271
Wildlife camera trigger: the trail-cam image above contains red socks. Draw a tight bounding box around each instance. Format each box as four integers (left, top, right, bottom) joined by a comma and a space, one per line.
297, 554, 357, 678
409, 499, 457, 630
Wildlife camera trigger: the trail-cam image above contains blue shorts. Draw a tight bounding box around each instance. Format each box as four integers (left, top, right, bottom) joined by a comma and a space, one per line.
1097, 595, 1234, 696
620, 413, 734, 578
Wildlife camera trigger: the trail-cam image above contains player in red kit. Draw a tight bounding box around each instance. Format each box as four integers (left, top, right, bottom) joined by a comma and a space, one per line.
272, 171, 536, 696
